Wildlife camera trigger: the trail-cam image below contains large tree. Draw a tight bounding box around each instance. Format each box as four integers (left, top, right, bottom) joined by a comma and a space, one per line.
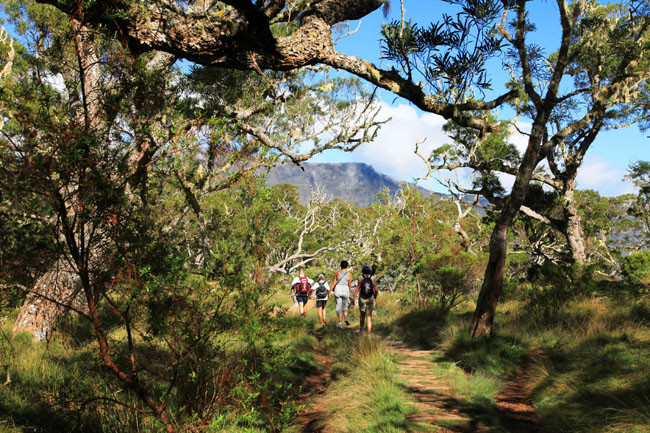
0, 2, 383, 430
27, 0, 650, 338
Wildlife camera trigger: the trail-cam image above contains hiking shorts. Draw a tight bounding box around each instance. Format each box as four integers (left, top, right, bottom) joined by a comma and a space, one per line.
335, 294, 349, 314
316, 299, 327, 308
358, 296, 375, 313
296, 295, 309, 305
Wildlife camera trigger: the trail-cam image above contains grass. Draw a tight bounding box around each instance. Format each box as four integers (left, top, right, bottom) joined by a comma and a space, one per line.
3, 281, 648, 433
433, 292, 650, 433
308, 334, 420, 433
0, 295, 322, 433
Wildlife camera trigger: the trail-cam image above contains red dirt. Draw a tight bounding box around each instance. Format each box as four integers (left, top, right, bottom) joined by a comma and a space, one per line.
294, 328, 334, 433
495, 353, 543, 433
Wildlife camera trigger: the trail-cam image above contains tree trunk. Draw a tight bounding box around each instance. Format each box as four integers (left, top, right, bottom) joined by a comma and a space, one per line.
12, 258, 86, 342
470, 124, 545, 337
562, 179, 587, 264
470, 220, 509, 338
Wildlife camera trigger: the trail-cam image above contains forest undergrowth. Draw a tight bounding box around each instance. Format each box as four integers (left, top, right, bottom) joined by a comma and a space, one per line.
1, 281, 649, 433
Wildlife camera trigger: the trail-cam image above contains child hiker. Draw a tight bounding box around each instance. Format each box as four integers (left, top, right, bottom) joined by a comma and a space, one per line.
314, 273, 330, 325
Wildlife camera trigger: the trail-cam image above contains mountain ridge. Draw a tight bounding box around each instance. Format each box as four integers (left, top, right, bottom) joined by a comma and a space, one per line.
264, 162, 434, 207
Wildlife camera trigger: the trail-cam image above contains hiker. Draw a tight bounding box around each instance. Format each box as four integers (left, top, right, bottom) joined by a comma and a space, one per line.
290, 269, 313, 318
353, 263, 378, 337
328, 260, 351, 328
314, 273, 330, 325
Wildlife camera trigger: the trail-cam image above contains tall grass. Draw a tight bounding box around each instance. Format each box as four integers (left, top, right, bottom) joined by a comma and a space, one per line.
0, 299, 322, 433
311, 333, 419, 433
435, 292, 650, 433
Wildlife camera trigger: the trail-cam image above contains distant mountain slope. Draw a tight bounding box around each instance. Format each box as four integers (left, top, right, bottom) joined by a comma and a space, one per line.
264, 162, 432, 207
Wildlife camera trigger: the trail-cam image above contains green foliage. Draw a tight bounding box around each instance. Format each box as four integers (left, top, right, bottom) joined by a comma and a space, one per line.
380, 1, 505, 95
622, 251, 650, 290
416, 249, 484, 314
523, 262, 600, 323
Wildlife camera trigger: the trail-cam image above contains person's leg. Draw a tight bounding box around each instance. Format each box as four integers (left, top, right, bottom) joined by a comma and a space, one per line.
366, 306, 373, 334
322, 301, 327, 323
298, 301, 305, 316
342, 295, 350, 325
359, 310, 365, 331
335, 296, 344, 326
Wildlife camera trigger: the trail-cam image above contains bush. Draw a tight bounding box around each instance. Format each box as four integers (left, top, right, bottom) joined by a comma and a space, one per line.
417, 250, 484, 314
622, 251, 650, 290
525, 262, 599, 323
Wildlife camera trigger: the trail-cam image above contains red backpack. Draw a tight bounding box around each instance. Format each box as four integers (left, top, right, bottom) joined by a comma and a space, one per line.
297, 275, 311, 295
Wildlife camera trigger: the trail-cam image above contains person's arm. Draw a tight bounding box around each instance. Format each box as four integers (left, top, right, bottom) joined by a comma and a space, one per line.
353, 278, 361, 300
373, 279, 379, 297
289, 278, 297, 296
328, 272, 338, 297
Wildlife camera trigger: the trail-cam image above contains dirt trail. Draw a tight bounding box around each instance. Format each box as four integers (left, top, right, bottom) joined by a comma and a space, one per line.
295, 334, 541, 433
293, 328, 333, 433
495, 354, 542, 433
385, 340, 475, 433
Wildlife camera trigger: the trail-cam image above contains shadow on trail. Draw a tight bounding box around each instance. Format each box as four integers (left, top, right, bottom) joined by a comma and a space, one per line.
293, 326, 334, 433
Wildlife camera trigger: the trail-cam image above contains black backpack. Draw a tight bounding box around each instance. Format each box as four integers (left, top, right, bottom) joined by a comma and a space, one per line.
315, 282, 328, 300
360, 276, 374, 299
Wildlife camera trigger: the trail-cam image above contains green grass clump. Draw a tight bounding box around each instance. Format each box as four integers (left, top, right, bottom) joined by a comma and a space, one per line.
313, 337, 419, 433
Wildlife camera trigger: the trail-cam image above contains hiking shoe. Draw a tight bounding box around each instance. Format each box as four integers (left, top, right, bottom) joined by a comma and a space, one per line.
345, 319, 350, 326
337, 322, 343, 328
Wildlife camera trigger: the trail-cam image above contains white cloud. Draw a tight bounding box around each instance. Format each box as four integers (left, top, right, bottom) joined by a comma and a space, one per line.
577, 155, 635, 197
316, 104, 635, 197
351, 102, 449, 181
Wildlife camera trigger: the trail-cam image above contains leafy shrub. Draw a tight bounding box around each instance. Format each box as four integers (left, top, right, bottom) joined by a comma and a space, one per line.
525, 262, 598, 323
622, 250, 650, 290
417, 249, 484, 314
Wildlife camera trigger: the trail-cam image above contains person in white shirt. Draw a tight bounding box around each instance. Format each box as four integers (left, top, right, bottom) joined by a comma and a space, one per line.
290, 269, 314, 318
313, 273, 330, 325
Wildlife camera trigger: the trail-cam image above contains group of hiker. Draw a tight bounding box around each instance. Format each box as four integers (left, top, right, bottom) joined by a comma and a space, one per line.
289, 261, 378, 337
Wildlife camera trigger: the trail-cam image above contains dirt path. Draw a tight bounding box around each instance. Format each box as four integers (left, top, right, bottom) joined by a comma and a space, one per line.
495, 354, 542, 433
385, 340, 475, 433
295, 334, 541, 433
293, 328, 333, 433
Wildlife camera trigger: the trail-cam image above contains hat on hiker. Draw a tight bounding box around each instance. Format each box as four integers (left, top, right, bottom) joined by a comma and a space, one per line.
318, 273, 325, 280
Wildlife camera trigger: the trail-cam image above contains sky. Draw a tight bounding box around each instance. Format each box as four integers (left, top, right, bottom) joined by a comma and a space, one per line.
309, 0, 650, 197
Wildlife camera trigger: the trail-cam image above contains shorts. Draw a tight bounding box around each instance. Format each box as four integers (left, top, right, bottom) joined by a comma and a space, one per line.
296, 295, 309, 305
316, 299, 327, 308
335, 294, 349, 314
358, 296, 375, 313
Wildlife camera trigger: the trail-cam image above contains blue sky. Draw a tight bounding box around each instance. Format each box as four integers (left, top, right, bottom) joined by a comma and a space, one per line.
310, 0, 650, 197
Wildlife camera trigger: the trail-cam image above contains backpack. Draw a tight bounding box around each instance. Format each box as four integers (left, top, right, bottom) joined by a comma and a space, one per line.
296, 275, 311, 295
315, 282, 328, 300
360, 276, 374, 299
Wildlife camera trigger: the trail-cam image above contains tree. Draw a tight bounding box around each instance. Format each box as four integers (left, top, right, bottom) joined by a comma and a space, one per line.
3, 0, 384, 342
626, 160, 650, 248
30, 0, 650, 338
1, 1, 386, 429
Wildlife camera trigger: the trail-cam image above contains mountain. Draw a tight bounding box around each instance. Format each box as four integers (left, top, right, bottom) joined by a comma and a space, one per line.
264, 162, 433, 207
